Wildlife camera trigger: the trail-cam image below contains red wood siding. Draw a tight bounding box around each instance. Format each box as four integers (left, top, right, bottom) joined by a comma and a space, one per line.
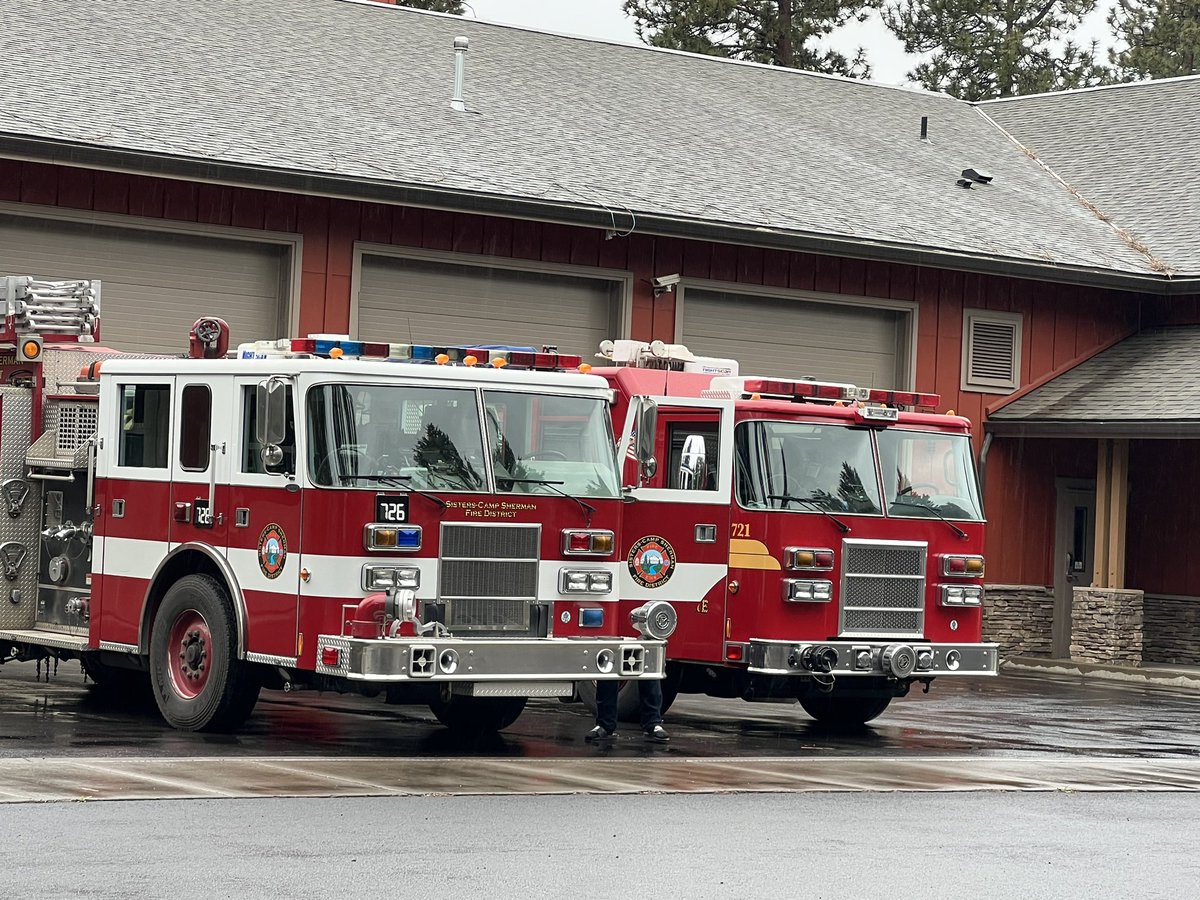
1126, 440, 1200, 596
983, 438, 1098, 586
1, 158, 1156, 589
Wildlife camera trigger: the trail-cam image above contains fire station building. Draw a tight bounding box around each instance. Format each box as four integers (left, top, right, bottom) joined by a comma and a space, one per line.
3, 0, 1198, 667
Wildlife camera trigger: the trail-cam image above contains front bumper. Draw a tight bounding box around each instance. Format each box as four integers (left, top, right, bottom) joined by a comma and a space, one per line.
314, 635, 666, 683
747, 639, 998, 678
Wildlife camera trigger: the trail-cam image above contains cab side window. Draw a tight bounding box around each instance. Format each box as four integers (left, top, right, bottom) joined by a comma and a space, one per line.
119, 384, 170, 468
666, 423, 720, 491
241, 386, 296, 475
179, 385, 212, 472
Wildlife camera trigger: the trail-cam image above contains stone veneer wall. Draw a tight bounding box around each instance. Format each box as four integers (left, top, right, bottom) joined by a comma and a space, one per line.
983, 585, 1054, 658
1070, 588, 1143, 667
1143, 597, 1200, 666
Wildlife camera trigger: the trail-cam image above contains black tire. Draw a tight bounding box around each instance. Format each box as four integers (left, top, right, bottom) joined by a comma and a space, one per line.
429, 695, 527, 735
149, 574, 260, 732
799, 678, 894, 726
577, 670, 679, 723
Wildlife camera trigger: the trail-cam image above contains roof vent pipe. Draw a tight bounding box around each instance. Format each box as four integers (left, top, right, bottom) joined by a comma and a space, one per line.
451, 36, 468, 112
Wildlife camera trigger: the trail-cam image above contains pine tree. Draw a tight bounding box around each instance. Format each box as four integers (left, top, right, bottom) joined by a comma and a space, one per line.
622, 0, 878, 78
883, 0, 1110, 100
1110, 0, 1200, 79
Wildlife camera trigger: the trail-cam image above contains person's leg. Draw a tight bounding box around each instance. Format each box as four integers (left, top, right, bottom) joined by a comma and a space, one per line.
638, 678, 663, 730
594, 680, 618, 735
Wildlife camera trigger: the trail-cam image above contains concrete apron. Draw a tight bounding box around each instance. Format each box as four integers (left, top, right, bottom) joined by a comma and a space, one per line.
2, 756, 1199, 803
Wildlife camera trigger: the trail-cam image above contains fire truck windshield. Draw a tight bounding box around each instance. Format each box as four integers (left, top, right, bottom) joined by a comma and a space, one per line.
736, 422, 882, 513
484, 391, 621, 499
878, 430, 983, 522
306, 384, 486, 490
735, 422, 984, 522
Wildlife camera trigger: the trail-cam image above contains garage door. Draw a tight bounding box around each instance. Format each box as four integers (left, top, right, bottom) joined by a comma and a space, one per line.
682, 287, 910, 388
358, 255, 621, 358
0, 213, 288, 354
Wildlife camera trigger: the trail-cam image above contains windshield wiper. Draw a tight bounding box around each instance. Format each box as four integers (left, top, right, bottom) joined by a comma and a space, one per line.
340, 473, 448, 510
893, 493, 968, 540
767, 494, 851, 534
503, 477, 597, 526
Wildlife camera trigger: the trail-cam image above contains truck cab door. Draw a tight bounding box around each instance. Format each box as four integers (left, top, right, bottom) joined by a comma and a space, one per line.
169, 378, 232, 550
225, 377, 302, 663
619, 397, 733, 664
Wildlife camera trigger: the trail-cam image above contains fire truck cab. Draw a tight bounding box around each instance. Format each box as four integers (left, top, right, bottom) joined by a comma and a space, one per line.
0, 278, 673, 735
597, 340, 998, 726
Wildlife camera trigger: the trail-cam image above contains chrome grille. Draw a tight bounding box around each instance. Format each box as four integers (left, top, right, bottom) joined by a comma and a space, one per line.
442, 524, 539, 560
840, 539, 926, 638
440, 560, 539, 599
448, 599, 530, 631
440, 523, 540, 633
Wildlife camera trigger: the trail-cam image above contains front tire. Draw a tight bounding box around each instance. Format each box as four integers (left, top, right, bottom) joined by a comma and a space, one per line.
799, 678, 894, 726
429, 695, 527, 735
149, 574, 260, 732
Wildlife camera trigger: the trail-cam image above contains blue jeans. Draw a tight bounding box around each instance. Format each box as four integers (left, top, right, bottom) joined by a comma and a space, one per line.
595, 678, 663, 733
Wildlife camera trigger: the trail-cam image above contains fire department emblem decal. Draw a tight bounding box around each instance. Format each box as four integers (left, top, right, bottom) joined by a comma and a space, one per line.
258, 523, 288, 579
628, 535, 676, 589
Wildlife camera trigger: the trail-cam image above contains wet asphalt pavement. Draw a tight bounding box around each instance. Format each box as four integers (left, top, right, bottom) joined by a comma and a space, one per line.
1, 659, 1197, 762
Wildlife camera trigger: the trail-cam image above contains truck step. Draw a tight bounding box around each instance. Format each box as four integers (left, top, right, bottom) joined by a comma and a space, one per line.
0, 629, 92, 652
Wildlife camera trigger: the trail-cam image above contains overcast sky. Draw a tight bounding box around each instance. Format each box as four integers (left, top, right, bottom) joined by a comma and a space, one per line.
466, 0, 1117, 88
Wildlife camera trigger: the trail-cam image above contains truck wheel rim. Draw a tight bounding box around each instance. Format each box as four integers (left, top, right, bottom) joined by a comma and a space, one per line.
167, 609, 212, 700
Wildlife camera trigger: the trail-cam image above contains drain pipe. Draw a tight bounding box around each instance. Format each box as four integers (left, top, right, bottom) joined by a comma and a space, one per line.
450, 37, 468, 112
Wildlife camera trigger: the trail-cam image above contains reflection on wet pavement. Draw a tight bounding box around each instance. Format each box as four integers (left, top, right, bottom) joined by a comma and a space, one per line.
2, 660, 1198, 761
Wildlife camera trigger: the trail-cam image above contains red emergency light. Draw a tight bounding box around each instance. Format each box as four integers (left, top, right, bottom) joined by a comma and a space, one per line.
740, 378, 940, 409
468, 348, 584, 372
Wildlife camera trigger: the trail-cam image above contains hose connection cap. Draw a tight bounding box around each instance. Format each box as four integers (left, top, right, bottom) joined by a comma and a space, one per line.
630, 600, 677, 640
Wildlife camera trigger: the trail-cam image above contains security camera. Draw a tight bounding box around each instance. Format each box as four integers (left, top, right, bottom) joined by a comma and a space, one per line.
651, 273, 681, 295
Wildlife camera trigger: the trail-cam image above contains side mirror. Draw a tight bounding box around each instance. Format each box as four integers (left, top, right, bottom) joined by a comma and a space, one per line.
256, 377, 288, 470
635, 397, 658, 482
678, 434, 708, 490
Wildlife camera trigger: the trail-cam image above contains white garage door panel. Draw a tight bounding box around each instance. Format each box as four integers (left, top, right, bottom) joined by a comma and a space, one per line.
359, 256, 620, 358
683, 288, 907, 388
0, 214, 286, 354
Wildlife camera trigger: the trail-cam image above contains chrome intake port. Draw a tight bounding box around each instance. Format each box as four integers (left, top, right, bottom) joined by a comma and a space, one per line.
946, 649, 962, 671
439, 648, 460, 675
595, 648, 615, 674
881, 643, 917, 678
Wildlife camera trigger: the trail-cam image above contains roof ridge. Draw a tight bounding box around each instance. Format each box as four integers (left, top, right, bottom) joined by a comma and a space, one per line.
978, 73, 1200, 105
974, 105, 1174, 275
336, 0, 959, 101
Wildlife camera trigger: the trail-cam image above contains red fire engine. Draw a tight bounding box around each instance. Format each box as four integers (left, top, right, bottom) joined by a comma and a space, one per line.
0, 278, 674, 734
591, 339, 997, 726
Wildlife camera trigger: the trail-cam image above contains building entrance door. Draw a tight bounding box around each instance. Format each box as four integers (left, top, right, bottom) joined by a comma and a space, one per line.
1053, 480, 1096, 658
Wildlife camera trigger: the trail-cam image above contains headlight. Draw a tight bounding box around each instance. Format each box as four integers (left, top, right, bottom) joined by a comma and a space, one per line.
362, 565, 421, 591
559, 568, 613, 594
939, 584, 984, 606
630, 600, 677, 640
782, 579, 834, 603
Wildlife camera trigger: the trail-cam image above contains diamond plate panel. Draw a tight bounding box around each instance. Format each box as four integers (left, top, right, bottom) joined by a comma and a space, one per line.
0, 389, 42, 630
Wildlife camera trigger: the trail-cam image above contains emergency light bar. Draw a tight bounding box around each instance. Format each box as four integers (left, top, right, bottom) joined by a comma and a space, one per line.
732, 377, 940, 409
237, 335, 586, 372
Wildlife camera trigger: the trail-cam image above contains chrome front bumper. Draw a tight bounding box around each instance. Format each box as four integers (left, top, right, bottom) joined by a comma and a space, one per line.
746, 639, 998, 678
314, 635, 666, 683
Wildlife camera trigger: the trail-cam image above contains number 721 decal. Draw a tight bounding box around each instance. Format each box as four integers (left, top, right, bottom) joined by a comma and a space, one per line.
731, 522, 751, 538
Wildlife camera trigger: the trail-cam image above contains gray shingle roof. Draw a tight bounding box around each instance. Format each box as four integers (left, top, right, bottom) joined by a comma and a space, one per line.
0, 0, 1161, 279
988, 326, 1200, 428
984, 77, 1200, 276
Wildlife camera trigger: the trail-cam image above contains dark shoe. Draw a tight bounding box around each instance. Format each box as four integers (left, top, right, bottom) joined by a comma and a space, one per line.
644, 725, 670, 743
585, 725, 617, 743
